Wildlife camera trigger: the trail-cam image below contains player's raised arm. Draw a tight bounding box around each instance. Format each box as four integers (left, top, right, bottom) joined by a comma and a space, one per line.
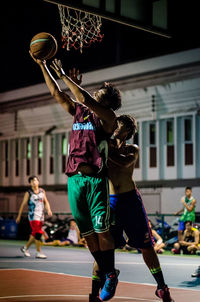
51, 59, 121, 133
29, 52, 76, 116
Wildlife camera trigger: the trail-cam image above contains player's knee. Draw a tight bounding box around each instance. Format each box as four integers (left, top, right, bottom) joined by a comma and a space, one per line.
35, 232, 42, 240
93, 260, 99, 275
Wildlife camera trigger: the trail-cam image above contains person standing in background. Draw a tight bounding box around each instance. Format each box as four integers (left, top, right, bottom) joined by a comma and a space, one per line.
16, 175, 52, 259
175, 187, 196, 241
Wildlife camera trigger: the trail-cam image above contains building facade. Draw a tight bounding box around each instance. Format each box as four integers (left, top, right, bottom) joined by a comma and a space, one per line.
0, 48, 200, 219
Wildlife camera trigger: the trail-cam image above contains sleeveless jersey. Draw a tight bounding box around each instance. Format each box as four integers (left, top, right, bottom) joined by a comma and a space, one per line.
180, 196, 195, 222
27, 188, 45, 222
184, 230, 195, 242
67, 228, 78, 244
66, 103, 109, 175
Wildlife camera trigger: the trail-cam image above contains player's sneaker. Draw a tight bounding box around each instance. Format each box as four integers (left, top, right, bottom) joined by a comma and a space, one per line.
155, 285, 175, 302
191, 266, 200, 278
89, 293, 101, 302
99, 271, 119, 301
35, 252, 47, 259
20, 246, 30, 257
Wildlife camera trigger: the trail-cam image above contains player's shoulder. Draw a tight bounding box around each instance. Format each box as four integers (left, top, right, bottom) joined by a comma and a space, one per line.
126, 143, 139, 153
26, 189, 32, 196
192, 227, 199, 234
25, 190, 31, 196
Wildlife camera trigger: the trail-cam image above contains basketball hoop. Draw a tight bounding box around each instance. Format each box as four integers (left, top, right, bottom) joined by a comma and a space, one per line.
58, 5, 104, 53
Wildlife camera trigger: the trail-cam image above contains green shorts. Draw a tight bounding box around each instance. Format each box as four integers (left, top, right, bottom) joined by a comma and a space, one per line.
67, 174, 110, 237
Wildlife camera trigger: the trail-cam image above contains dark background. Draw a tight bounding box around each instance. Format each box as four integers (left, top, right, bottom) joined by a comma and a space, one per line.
1, 0, 200, 93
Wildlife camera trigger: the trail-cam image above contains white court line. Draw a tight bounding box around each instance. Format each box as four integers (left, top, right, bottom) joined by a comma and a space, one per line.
0, 268, 199, 292
0, 294, 158, 301
0, 260, 199, 266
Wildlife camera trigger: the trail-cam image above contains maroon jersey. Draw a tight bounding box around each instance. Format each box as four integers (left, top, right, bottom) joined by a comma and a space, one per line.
65, 103, 109, 175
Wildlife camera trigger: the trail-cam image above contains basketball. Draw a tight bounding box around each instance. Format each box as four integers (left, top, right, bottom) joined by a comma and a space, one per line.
30, 32, 58, 60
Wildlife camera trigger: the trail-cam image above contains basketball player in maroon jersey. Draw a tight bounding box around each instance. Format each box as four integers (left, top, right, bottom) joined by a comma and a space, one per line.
30, 53, 121, 301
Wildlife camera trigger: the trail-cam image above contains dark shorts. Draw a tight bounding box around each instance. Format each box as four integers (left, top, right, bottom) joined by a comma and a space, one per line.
110, 189, 154, 249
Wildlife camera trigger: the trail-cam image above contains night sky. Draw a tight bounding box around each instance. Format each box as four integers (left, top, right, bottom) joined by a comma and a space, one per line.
1, 0, 200, 93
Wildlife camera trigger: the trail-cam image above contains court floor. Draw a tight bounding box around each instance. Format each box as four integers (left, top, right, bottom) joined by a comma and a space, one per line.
0, 240, 200, 301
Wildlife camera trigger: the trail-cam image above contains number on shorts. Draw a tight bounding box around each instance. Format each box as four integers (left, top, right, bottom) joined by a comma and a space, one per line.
95, 215, 103, 227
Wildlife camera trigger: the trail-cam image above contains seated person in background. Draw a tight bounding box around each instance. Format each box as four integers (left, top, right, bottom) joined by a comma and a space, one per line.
171, 220, 199, 254
149, 220, 165, 254
44, 219, 87, 247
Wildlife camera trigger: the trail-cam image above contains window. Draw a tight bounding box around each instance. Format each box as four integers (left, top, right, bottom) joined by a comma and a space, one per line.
50, 137, 54, 174
166, 120, 174, 166
62, 134, 67, 173
26, 139, 31, 175
184, 119, 192, 141
5, 141, 8, 177
38, 137, 43, 175
184, 118, 193, 165
134, 125, 139, 168
15, 140, 19, 176
149, 123, 156, 167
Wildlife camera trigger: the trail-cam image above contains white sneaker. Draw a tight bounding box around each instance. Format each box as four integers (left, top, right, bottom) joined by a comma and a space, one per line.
20, 246, 30, 257
36, 252, 47, 259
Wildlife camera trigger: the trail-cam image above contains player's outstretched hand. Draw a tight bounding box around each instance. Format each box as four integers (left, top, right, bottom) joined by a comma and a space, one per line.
50, 58, 66, 79
29, 50, 46, 65
69, 68, 82, 85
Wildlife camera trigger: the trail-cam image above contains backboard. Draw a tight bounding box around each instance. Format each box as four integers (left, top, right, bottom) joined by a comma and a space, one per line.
44, 0, 170, 39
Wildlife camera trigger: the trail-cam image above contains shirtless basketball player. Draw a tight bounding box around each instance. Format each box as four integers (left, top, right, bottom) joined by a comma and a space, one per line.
90, 115, 174, 302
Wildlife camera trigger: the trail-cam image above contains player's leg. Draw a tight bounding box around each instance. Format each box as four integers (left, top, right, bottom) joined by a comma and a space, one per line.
25, 234, 35, 249
67, 175, 100, 253
177, 221, 185, 241
89, 176, 118, 301
32, 221, 47, 259
20, 234, 35, 257
43, 240, 59, 246
68, 175, 109, 283
141, 247, 166, 289
20, 220, 36, 257
120, 190, 174, 302
141, 247, 174, 302
89, 204, 123, 302
89, 261, 103, 302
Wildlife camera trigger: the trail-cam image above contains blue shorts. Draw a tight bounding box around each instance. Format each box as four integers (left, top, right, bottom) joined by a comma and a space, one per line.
178, 220, 185, 231
110, 189, 154, 249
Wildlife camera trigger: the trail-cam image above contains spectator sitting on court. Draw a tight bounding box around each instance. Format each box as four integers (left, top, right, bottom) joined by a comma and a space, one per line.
149, 220, 165, 254
171, 220, 199, 255
43, 219, 87, 248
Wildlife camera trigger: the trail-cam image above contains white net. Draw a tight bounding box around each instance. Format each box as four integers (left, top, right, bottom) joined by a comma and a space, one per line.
58, 5, 104, 53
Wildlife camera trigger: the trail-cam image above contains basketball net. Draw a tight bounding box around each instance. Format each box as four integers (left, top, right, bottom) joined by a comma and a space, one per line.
58, 5, 104, 53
